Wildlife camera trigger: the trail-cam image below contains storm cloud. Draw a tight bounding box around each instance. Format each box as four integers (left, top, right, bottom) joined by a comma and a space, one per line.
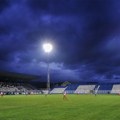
0, 0, 120, 82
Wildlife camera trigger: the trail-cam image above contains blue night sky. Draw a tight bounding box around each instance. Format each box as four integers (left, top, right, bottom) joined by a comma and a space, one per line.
0, 0, 120, 82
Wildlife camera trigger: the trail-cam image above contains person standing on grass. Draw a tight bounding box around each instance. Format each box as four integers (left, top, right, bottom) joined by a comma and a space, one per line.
94, 90, 97, 96
0, 92, 4, 97
63, 91, 68, 100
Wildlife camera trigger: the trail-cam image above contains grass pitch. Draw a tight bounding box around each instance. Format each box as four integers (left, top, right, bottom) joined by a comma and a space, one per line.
0, 94, 120, 120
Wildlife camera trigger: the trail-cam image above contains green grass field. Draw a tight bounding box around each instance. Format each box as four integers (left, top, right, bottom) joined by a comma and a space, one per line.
0, 94, 120, 120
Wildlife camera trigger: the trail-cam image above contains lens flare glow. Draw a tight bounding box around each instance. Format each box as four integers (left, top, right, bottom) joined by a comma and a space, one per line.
43, 43, 53, 53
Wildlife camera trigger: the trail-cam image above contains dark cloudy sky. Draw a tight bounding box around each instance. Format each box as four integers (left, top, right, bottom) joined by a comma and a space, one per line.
0, 0, 120, 82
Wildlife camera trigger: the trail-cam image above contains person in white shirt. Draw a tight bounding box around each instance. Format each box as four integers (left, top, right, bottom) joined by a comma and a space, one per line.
63, 91, 68, 100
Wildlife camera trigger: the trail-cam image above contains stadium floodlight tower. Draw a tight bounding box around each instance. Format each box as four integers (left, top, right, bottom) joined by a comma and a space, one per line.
43, 42, 53, 94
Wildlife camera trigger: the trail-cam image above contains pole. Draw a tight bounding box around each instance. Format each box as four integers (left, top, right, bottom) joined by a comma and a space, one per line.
47, 53, 50, 93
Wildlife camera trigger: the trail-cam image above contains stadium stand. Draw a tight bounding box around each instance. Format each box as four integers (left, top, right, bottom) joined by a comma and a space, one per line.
0, 71, 42, 95
50, 86, 67, 94
0, 82, 41, 94
65, 84, 79, 94
111, 84, 120, 94
74, 85, 96, 94
97, 84, 113, 94
1, 71, 120, 95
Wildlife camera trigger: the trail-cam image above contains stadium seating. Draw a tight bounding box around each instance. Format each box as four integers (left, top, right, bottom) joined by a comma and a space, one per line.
111, 84, 120, 94
50, 86, 67, 94
1, 81, 120, 95
0, 82, 40, 94
65, 84, 80, 94
74, 85, 96, 94
97, 84, 113, 94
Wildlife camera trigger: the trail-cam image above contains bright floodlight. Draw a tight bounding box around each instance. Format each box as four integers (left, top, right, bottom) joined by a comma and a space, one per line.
43, 43, 53, 53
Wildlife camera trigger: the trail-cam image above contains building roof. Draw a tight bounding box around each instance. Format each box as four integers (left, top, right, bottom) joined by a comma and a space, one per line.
0, 71, 40, 81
